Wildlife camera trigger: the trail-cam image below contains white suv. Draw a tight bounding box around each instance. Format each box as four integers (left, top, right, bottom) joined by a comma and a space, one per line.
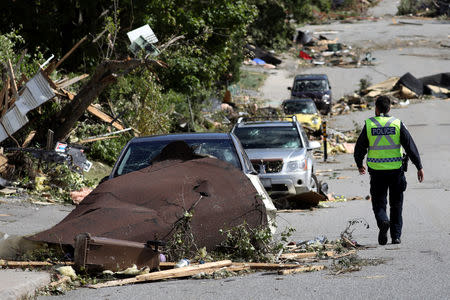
232, 117, 320, 198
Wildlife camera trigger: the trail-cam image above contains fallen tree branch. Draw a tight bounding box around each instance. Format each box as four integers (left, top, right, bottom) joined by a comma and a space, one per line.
51, 58, 163, 141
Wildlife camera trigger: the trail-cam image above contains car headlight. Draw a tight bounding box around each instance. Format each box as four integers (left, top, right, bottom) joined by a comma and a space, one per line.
286, 160, 306, 172
322, 94, 330, 103
311, 117, 319, 125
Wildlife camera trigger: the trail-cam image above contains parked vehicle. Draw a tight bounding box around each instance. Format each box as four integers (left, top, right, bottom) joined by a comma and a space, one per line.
282, 98, 322, 133
108, 133, 276, 229
232, 117, 321, 198
287, 74, 332, 114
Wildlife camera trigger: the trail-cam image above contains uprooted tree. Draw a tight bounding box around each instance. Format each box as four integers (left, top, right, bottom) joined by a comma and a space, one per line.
50, 58, 165, 141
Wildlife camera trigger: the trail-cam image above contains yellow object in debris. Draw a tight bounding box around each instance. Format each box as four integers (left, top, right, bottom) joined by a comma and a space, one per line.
34, 176, 48, 192
57, 266, 77, 280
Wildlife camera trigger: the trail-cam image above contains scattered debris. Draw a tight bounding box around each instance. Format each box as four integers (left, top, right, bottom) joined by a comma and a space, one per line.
74, 233, 160, 272
245, 44, 282, 66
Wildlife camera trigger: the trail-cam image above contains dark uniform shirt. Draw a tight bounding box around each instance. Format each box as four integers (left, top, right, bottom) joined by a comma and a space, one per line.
354, 116, 423, 173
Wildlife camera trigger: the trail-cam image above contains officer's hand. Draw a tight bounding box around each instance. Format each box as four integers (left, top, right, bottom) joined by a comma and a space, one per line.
358, 166, 366, 175
417, 168, 424, 183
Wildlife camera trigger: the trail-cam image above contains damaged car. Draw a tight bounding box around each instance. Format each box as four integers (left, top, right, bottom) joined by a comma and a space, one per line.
232, 117, 321, 199
29, 137, 274, 251
288, 74, 332, 115
107, 133, 276, 228
282, 98, 322, 134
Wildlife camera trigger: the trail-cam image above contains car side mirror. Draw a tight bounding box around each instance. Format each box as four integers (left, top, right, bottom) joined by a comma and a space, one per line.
307, 140, 321, 151
287, 87, 291, 90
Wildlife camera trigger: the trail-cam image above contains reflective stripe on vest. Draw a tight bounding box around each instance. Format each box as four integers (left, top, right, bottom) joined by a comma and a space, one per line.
366, 116, 402, 170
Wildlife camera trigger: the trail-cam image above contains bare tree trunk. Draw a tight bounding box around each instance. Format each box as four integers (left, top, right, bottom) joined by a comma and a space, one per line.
52, 58, 161, 141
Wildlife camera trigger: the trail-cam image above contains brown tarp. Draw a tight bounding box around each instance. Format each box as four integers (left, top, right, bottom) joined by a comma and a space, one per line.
28, 156, 267, 249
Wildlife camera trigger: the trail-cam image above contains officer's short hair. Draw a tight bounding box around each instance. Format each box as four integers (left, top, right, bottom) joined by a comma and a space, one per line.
375, 96, 390, 114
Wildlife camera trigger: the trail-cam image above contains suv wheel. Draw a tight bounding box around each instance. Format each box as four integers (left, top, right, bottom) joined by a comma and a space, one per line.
310, 174, 319, 193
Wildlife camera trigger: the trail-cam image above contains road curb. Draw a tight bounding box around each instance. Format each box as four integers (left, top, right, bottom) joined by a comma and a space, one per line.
0, 269, 51, 300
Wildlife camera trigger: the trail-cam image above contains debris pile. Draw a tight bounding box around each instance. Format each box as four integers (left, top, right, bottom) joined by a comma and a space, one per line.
0, 221, 369, 294
243, 44, 282, 69
361, 72, 450, 100
331, 72, 450, 118
294, 30, 375, 68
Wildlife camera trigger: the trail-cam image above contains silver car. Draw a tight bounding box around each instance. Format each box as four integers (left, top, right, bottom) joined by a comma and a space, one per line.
232, 117, 321, 197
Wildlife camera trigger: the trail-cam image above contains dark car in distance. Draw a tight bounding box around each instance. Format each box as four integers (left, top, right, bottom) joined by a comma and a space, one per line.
287, 74, 332, 115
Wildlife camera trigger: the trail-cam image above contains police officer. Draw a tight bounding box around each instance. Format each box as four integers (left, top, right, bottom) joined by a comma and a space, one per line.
354, 96, 424, 245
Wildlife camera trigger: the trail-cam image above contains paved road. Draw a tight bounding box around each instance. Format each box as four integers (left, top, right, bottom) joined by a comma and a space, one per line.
261, 17, 450, 106
36, 99, 450, 299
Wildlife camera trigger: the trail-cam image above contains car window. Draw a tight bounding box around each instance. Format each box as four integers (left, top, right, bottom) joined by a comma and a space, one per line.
234, 126, 303, 149
283, 101, 317, 114
294, 79, 328, 92
114, 138, 242, 177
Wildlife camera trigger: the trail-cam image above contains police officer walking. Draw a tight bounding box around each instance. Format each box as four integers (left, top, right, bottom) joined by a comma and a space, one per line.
354, 96, 424, 245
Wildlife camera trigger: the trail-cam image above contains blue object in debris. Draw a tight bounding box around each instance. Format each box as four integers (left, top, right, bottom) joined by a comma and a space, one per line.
253, 58, 266, 65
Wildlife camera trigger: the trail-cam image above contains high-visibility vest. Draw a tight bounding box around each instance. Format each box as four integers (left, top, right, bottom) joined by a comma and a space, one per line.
365, 116, 402, 170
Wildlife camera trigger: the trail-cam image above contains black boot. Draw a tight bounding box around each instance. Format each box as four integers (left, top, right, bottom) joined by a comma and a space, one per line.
378, 221, 390, 245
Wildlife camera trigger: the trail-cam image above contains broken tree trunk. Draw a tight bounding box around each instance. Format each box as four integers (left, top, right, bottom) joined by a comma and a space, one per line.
52, 58, 162, 141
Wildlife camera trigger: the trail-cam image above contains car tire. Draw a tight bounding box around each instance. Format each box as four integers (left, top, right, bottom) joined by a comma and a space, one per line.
310, 174, 319, 193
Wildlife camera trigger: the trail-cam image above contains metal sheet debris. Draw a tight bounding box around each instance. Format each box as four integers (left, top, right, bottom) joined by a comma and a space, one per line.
74, 233, 160, 272
15, 71, 55, 116
1, 106, 29, 135
28, 155, 268, 249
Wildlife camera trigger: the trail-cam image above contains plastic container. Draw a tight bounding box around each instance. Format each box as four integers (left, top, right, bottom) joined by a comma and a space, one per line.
174, 258, 190, 268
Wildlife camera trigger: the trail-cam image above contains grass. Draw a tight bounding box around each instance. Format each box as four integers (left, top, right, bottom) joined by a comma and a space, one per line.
237, 70, 268, 91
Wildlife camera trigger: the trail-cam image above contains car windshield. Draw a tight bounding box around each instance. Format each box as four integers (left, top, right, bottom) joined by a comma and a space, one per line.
283, 101, 317, 114
293, 79, 328, 92
114, 138, 241, 177
234, 126, 303, 149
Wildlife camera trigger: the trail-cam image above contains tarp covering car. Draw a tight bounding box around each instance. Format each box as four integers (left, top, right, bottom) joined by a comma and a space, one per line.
28, 142, 268, 249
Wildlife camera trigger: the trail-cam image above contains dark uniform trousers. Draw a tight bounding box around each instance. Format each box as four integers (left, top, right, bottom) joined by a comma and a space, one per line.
369, 168, 407, 239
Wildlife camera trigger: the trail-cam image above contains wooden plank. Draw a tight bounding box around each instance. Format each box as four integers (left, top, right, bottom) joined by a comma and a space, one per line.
39, 69, 58, 90
331, 250, 357, 259
2, 79, 10, 117
78, 135, 119, 144
135, 260, 232, 282
48, 275, 71, 288
0, 85, 6, 114
232, 262, 300, 270
279, 252, 318, 259
22, 130, 36, 148
278, 265, 325, 275
57, 74, 89, 89
159, 262, 177, 269
88, 260, 232, 289
0, 260, 74, 267
14, 49, 27, 75
49, 36, 87, 73
279, 251, 335, 260
6, 59, 19, 104
87, 105, 125, 130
